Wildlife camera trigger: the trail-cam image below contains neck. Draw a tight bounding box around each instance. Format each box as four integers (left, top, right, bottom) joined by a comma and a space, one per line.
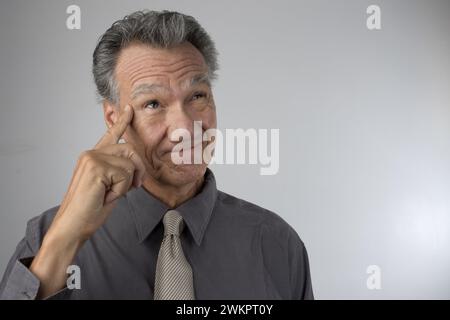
141, 174, 205, 209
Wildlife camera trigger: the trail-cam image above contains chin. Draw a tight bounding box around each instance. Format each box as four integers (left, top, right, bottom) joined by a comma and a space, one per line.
160, 163, 207, 186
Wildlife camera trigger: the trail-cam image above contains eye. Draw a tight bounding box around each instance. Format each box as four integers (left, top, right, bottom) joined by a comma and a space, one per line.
192, 91, 207, 101
144, 99, 160, 110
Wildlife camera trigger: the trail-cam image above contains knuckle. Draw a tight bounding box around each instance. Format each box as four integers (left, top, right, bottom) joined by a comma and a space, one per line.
124, 144, 142, 163
91, 164, 106, 177
94, 175, 107, 188
122, 144, 138, 161
79, 151, 106, 174
84, 156, 98, 169
80, 150, 94, 165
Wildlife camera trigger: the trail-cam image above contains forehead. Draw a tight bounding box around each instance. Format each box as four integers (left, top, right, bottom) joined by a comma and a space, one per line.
115, 42, 208, 90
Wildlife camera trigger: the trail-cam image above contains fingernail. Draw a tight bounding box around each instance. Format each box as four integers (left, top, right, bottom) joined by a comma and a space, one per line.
125, 104, 131, 112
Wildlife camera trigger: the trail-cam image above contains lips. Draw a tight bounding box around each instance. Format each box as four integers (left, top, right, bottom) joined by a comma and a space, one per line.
160, 141, 207, 157
171, 141, 205, 154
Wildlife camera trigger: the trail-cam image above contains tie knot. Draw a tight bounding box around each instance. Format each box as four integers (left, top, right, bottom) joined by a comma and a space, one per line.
162, 210, 184, 236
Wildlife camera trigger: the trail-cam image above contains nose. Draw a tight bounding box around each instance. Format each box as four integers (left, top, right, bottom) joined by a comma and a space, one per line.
167, 104, 201, 146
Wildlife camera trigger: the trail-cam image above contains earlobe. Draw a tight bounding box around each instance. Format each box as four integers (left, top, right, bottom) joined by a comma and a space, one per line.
103, 100, 117, 128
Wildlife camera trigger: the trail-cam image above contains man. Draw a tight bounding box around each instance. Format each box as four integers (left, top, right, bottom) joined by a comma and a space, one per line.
0, 10, 313, 300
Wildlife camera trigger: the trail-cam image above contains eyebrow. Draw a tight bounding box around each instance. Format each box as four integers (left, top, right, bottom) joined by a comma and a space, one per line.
130, 83, 167, 100
130, 73, 211, 100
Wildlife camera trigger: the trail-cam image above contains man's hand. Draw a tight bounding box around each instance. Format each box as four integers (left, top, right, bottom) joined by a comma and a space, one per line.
30, 104, 146, 298
52, 104, 146, 240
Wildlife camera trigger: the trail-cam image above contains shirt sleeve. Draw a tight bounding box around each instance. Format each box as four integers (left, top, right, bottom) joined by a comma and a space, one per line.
0, 221, 71, 300
287, 226, 314, 300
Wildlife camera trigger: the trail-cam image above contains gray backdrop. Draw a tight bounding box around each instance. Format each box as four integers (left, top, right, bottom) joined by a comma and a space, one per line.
1, 0, 449, 299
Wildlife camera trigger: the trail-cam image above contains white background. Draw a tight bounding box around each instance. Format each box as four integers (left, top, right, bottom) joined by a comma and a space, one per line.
0, 0, 449, 299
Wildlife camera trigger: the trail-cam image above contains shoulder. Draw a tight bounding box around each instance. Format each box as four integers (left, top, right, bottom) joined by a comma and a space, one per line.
216, 190, 305, 248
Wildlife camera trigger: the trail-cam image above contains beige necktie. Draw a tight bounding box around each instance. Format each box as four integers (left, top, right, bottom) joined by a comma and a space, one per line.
154, 210, 195, 300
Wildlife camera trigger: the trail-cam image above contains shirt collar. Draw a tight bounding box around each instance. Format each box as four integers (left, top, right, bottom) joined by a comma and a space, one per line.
125, 168, 218, 246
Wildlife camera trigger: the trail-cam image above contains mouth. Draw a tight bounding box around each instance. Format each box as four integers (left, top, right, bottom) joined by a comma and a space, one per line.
170, 142, 204, 155
166, 139, 205, 152
162, 141, 209, 165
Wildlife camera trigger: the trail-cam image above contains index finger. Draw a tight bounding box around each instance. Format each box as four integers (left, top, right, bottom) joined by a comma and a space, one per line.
95, 105, 133, 149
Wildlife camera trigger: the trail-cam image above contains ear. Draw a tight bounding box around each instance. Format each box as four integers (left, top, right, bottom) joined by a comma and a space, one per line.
103, 100, 118, 129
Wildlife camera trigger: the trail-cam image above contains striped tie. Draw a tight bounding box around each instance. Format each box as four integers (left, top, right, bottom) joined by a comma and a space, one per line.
154, 210, 195, 300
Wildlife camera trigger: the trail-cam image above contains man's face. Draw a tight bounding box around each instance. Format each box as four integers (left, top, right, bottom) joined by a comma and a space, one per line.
105, 42, 217, 187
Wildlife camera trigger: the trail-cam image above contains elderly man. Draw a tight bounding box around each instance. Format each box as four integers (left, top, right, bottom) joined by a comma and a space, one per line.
0, 10, 313, 300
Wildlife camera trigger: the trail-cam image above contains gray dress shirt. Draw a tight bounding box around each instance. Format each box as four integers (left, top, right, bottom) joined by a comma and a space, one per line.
0, 168, 314, 300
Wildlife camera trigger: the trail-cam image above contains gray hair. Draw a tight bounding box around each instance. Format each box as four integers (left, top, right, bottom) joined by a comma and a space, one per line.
92, 10, 219, 105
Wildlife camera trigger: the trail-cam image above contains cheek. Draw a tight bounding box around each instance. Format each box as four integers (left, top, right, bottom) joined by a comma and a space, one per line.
131, 112, 165, 152
195, 104, 217, 129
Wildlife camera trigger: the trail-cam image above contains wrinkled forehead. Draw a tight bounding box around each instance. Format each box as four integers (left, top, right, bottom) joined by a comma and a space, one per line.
115, 42, 209, 91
